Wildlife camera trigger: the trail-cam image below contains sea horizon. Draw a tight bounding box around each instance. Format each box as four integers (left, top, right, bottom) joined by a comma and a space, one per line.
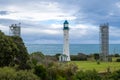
25, 44, 120, 55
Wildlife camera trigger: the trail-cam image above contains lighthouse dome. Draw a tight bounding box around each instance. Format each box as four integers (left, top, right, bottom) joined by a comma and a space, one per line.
64, 20, 69, 24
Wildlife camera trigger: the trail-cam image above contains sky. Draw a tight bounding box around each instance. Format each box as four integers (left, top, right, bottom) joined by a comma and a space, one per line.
0, 0, 120, 44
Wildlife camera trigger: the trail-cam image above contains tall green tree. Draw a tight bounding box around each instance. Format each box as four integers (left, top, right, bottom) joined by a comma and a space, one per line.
0, 31, 29, 69
11, 36, 29, 69
0, 31, 18, 67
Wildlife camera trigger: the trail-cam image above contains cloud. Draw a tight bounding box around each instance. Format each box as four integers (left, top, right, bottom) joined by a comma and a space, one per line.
110, 26, 120, 37
0, 11, 9, 15
69, 24, 99, 44
0, 0, 76, 21
74, 0, 120, 26
0, 0, 120, 44
0, 24, 9, 34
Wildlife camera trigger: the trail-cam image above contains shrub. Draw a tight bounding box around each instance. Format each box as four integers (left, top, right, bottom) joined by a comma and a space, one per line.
109, 70, 120, 80
0, 67, 16, 80
34, 65, 47, 80
16, 70, 40, 80
57, 75, 66, 80
30, 52, 45, 65
74, 70, 101, 80
71, 53, 87, 61
0, 67, 39, 80
47, 63, 78, 80
114, 54, 120, 57
116, 59, 120, 62
97, 60, 100, 65
94, 53, 100, 61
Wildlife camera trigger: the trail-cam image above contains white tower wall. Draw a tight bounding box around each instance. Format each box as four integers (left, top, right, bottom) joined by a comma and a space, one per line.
63, 20, 70, 61
63, 30, 70, 61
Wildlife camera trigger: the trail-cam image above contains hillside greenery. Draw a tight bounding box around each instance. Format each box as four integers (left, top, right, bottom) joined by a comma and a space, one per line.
0, 30, 29, 69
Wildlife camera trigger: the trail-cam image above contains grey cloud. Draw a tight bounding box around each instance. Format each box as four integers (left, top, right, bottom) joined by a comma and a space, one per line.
0, 11, 9, 15
0, 0, 120, 44
73, 0, 120, 27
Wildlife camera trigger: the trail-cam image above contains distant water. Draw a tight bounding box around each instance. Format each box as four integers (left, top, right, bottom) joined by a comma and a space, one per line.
25, 44, 120, 55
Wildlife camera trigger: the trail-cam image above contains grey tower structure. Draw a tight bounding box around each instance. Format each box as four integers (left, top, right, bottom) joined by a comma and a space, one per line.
100, 24, 109, 61
9, 23, 21, 37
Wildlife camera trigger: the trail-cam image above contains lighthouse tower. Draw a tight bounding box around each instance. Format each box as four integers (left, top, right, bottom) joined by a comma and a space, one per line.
63, 20, 70, 61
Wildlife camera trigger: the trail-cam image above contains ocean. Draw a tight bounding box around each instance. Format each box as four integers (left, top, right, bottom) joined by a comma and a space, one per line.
25, 44, 120, 55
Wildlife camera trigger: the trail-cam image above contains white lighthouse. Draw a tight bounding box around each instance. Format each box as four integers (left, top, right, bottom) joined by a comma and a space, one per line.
63, 20, 70, 61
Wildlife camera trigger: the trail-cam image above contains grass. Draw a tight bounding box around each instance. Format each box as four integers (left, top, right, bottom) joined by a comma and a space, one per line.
70, 61, 120, 72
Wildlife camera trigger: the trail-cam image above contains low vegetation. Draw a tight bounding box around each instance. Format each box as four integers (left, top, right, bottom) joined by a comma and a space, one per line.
0, 67, 39, 80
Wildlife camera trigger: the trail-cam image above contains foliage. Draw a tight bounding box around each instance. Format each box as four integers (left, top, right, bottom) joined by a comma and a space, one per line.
0, 31, 19, 67
30, 52, 59, 69
74, 70, 101, 80
0, 67, 39, 80
31, 52, 45, 58
30, 52, 45, 66
114, 54, 120, 57
11, 36, 29, 69
16, 70, 40, 80
97, 60, 100, 65
34, 65, 47, 80
116, 58, 120, 62
71, 53, 87, 61
0, 31, 29, 69
94, 53, 100, 61
47, 63, 78, 80
109, 70, 120, 80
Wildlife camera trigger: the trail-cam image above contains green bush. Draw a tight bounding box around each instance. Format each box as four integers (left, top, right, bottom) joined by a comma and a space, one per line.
47, 63, 78, 80
74, 70, 101, 80
34, 65, 47, 80
0, 67, 16, 80
71, 53, 87, 61
114, 54, 120, 57
109, 70, 120, 80
94, 53, 100, 61
116, 59, 120, 62
16, 70, 40, 80
30, 52, 45, 65
0, 67, 39, 80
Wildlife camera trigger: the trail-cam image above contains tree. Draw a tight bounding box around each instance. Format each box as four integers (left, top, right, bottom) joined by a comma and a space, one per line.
108, 70, 120, 80
94, 53, 100, 61
0, 31, 29, 69
34, 65, 47, 80
0, 31, 19, 67
30, 52, 45, 65
11, 36, 29, 69
114, 54, 119, 57
74, 70, 101, 80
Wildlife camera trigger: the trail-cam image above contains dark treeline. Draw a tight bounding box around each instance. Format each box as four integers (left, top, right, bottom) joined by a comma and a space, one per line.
55, 53, 120, 62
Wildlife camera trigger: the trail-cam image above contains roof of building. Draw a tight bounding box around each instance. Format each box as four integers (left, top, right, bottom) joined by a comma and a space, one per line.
64, 20, 69, 24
